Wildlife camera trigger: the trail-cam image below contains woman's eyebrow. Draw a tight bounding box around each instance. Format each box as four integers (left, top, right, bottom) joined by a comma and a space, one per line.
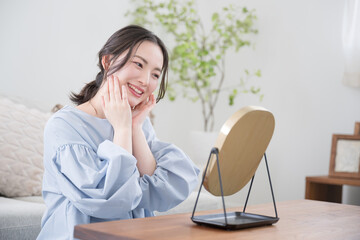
134, 55, 162, 72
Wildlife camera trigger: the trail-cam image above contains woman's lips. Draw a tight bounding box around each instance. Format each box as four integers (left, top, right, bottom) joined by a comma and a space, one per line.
127, 83, 144, 98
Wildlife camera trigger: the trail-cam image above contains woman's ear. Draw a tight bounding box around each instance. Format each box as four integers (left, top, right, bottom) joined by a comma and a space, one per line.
101, 55, 111, 70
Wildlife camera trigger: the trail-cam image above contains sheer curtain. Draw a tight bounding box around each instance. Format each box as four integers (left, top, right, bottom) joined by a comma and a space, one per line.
342, 0, 360, 87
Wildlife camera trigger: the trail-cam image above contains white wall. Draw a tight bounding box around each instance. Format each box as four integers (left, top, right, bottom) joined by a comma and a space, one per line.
1, 0, 359, 206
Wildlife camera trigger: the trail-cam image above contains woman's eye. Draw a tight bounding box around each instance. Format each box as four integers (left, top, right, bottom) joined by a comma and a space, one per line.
153, 74, 160, 79
134, 62, 143, 68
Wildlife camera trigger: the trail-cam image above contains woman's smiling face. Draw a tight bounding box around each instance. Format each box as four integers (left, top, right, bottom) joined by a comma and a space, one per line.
105, 41, 164, 108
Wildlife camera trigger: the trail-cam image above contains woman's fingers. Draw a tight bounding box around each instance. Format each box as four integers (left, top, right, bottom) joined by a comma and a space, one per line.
150, 94, 156, 104
103, 75, 130, 105
148, 94, 156, 110
103, 80, 110, 103
101, 95, 106, 108
114, 76, 121, 102
144, 94, 155, 108
108, 75, 114, 100
121, 85, 127, 101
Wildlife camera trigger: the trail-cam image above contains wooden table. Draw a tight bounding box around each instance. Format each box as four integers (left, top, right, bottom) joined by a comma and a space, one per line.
74, 200, 360, 240
305, 175, 360, 203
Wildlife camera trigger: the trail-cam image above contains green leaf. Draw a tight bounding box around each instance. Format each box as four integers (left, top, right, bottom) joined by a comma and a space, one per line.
212, 13, 219, 22
229, 95, 234, 105
191, 96, 199, 102
250, 86, 261, 94
209, 59, 217, 66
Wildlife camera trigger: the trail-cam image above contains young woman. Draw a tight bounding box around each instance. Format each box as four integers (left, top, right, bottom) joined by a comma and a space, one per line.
37, 25, 200, 240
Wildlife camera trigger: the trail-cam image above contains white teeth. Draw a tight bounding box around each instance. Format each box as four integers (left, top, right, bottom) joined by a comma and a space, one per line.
128, 84, 143, 94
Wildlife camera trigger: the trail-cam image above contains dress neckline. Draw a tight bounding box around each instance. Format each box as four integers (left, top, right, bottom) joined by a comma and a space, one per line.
64, 105, 108, 122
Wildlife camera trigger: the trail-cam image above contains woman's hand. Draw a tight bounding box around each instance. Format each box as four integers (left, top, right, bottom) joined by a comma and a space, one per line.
102, 75, 132, 131
131, 93, 156, 130
102, 75, 132, 153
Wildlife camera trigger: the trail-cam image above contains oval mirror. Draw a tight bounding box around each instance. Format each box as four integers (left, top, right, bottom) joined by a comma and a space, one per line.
203, 106, 275, 196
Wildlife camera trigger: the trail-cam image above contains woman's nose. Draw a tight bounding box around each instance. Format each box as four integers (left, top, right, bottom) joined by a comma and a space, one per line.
138, 71, 150, 86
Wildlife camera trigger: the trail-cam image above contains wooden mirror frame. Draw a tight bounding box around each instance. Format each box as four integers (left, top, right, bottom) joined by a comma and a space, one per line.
203, 106, 275, 196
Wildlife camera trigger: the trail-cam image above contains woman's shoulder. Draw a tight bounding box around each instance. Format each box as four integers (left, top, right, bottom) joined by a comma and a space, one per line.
46, 105, 107, 128
44, 106, 84, 142
44, 106, 95, 143
44, 105, 112, 149
45, 105, 81, 129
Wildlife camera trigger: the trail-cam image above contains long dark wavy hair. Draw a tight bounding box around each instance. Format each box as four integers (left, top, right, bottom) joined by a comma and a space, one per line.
70, 25, 169, 105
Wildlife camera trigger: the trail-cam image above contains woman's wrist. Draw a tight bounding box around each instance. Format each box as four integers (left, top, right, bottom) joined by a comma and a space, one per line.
113, 128, 132, 153
114, 127, 132, 134
132, 123, 143, 133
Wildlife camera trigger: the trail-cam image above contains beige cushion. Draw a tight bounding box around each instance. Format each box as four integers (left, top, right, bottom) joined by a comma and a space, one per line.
0, 97, 51, 197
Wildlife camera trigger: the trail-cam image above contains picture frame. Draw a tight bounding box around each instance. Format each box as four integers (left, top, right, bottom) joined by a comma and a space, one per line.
329, 134, 360, 179
355, 122, 360, 135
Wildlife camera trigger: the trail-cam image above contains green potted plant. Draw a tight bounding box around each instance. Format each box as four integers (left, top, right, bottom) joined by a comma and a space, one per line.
127, 0, 262, 132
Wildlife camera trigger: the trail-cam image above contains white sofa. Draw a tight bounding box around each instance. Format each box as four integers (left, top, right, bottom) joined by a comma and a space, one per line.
0, 196, 45, 240
0, 97, 223, 240
0, 97, 50, 240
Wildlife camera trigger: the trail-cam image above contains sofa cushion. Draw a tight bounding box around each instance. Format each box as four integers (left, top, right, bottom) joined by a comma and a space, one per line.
13, 196, 44, 204
0, 97, 51, 197
0, 196, 46, 240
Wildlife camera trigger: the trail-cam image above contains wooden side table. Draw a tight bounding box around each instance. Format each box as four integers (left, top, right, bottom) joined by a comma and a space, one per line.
74, 200, 360, 240
305, 175, 360, 203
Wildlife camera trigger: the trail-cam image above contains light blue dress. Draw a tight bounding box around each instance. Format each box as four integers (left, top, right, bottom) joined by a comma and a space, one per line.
37, 106, 200, 240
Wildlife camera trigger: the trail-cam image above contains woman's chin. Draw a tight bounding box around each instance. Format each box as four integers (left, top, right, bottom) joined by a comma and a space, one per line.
128, 96, 146, 108
128, 100, 140, 109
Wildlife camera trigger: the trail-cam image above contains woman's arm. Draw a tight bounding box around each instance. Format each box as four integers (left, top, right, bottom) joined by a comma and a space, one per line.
131, 98, 199, 213
136, 118, 200, 212
102, 76, 132, 154
131, 94, 157, 176
58, 141, 142, 219
43, 116, 143, 219
132, 126, 156, 176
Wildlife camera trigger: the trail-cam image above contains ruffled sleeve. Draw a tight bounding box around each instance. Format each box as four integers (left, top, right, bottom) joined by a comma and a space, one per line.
137, 118, 200, 212
50, 140, 142, 219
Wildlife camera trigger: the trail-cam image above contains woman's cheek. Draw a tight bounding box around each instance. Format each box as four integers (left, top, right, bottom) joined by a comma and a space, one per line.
117, 77, 127, 86
149, 81, 158, 93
